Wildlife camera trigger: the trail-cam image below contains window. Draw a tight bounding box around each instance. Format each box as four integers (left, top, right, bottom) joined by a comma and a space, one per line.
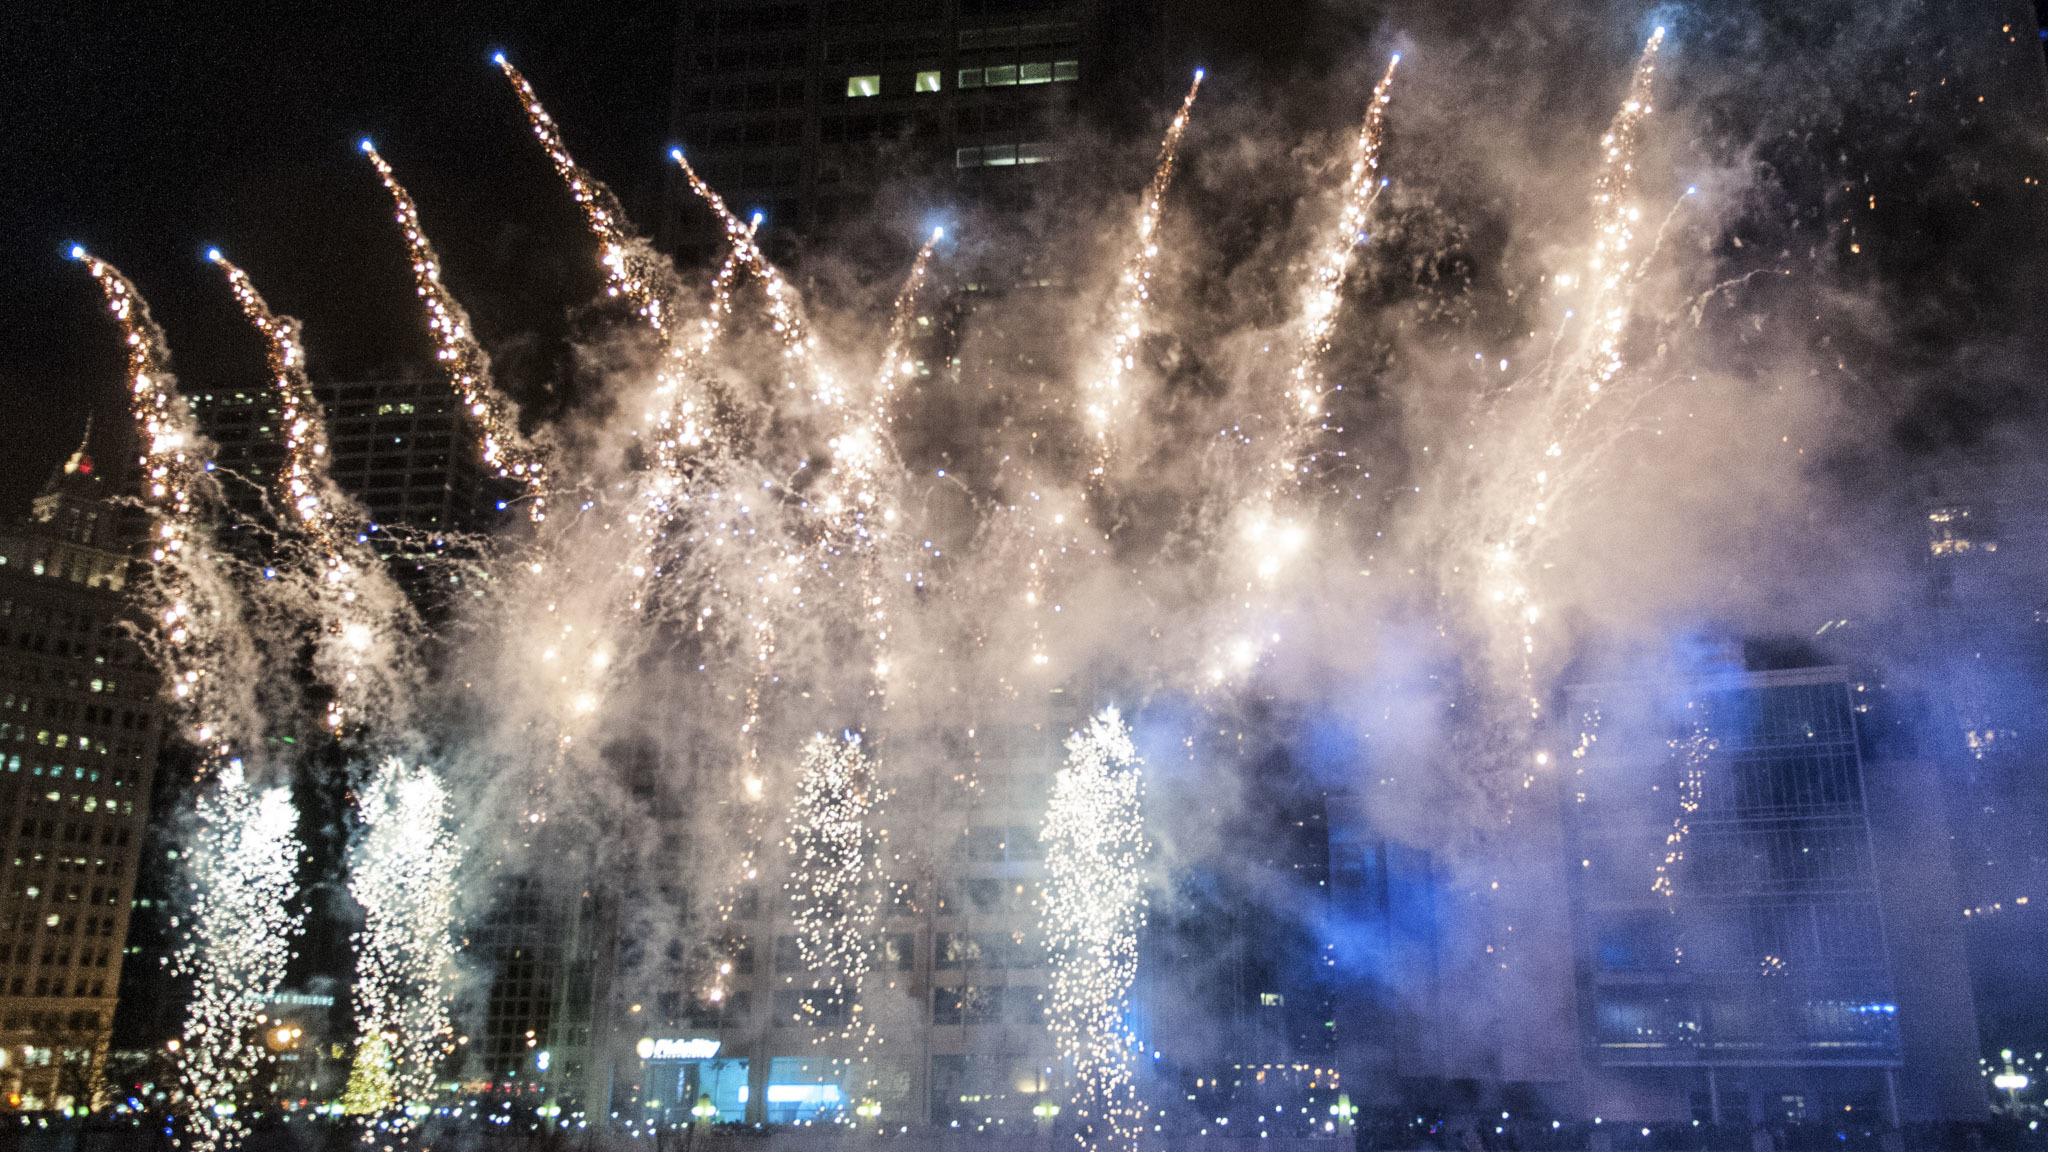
1260, 992, 1284, 1007
846, 74, 880, 98
983, 64, 1018, 87
915, 70, 942, 93
1019, 62, 1052, 84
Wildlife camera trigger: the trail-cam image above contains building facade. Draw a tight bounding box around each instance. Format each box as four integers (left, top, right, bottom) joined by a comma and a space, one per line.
0, 440, 167, 1112
1560, 664, 1982, 1123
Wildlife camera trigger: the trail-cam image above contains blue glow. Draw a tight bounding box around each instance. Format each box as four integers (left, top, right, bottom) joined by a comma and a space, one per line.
358, 138, 375, 153
492, 52, 507, 66
67, 245, 85, 261
1194, 68, 1205, 81
205, 248, 222, 263
669, 147, 684, 163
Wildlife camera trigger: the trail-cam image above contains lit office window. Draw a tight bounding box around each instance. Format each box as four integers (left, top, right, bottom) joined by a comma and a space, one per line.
958, 68, 982, 88
915, 70, 942, 92
1019, 62, 1052, 84
983, 64, 1018, 87
1053, 59, 1079, 81
846, 74, 880, 98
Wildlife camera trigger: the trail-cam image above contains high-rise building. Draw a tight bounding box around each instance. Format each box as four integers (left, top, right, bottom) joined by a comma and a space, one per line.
193, 374, 509, 610
0, 436, 167, 1112
663, 0, 1164, 254
1911, 478, 2048, 1067
1559, 663, 1982, 1124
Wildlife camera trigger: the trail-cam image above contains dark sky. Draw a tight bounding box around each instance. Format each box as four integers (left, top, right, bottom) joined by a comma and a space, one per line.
0, 0, 681, 515
0, 0, 1337, 519
7, 1, 2044, 516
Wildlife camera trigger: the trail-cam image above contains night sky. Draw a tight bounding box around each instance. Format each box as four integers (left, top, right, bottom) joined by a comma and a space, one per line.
0, 0, 1337, 517
6, 1, 2045, 515
0, 1, 680, 514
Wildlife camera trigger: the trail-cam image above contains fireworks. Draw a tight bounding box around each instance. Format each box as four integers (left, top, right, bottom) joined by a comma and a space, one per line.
1083, 71, 1203, 471
71, 249, 261, 754
359, 141, 548, 520
495, 55, 678, 332
1275, 54, 1399, 487
672, 151, 846, 409
170, 762, 302, 1152
208, 250, 420, 735
53, 32, 1749, 1138
1042, 709, 1149, 1151
1471, 27, 1667, 711
782, 733, 883, 1035
347, 757, 461, 1134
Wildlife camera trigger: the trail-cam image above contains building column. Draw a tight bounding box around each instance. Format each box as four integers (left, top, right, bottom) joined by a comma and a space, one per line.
1884, 1067, 1900, 1129
746, 1039, 771, 1125
1708, 1067, 1721, 1125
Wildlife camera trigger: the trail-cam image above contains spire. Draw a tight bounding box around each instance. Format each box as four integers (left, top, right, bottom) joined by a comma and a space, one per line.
42, 414, 99, 497
61, 412, 96, 480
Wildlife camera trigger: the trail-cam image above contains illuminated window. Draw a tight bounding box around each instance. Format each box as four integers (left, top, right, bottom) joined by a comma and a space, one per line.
1260, 992, 1284, 1007
1019, 62, 1052, 84
1053, 60, 1079, 81
916, 70, 942, 92
983, 64, 1018, 87
958, 68, 982, 88
846, 74, 880, 98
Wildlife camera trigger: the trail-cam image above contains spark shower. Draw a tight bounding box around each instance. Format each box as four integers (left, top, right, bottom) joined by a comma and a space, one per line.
71, 27, 1696, 1151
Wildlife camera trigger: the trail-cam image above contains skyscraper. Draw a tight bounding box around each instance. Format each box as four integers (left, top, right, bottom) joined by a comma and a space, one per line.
663, 0, 1162, 254
0, 437, 167, 1112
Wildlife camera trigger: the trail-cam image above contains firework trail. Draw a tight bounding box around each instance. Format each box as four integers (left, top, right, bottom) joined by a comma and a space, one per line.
347, 757, 461, 1136
359, 140, 549, 521
834, 227, 942, 696
70, 249, 264, 754
1469, 27, 1666, 712
1272, 53, 1398, 493
495, 55, 680, 333
1082, 70, 1203, 476
782, 733, 884, 1037
1195, 59, 1401, 688
209, 251, 423, 736
1042, 709, 1148, 1152
171, 763, 303, 1152
672, 151, 847, 409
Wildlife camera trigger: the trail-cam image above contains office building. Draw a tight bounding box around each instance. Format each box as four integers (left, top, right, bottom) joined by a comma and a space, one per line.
663, 0, 1167, 254
0, 437, 167, 1112
1910, 479, 2048, 1063
1560, 663, 1982, 1123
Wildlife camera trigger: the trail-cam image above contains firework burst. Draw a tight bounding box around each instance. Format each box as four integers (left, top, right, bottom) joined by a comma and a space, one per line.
170, 763, 302, 1152
347, 757, 461, 1136
1042, 708, 1148, 1151
782, 733, 884, 1037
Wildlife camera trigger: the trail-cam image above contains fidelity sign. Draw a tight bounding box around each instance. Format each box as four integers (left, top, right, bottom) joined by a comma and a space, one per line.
636, 1037, 722, 1061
